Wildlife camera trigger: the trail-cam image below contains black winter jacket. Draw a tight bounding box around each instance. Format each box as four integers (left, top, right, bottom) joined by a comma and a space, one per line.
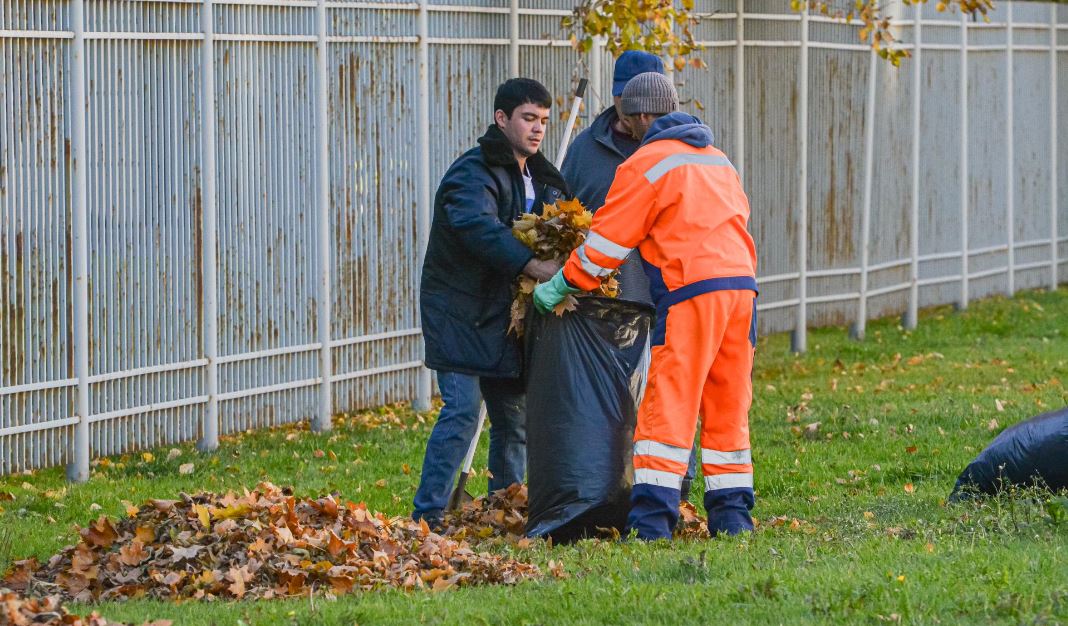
420, 125, 569, 378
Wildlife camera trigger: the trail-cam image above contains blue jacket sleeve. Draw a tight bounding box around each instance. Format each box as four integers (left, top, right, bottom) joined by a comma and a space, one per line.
439, 172, 534, 279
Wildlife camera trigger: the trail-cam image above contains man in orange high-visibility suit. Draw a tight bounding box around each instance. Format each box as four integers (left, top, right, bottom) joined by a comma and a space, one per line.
534, 72, 758, 540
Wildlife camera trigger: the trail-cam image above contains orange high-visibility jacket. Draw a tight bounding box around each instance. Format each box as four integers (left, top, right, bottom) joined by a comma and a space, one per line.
563, 114, 757, 318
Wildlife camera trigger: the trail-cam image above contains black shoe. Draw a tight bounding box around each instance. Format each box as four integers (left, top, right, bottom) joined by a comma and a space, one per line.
412, 512, 445, 533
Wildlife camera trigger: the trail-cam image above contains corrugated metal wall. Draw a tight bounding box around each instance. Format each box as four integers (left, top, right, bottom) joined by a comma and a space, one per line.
2, 0, 1066, 477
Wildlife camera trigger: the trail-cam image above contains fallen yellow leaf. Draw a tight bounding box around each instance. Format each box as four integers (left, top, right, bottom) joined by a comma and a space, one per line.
194, 504, 211, 528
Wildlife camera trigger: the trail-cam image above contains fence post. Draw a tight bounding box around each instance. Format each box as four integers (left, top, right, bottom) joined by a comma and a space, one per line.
196, 0, 220, 452
734, 0, 744, 185
413, 0, 433, 412
855, 48, 877, 341
905, 3, 922, 330
313, 0, 333, 432
1050, 3, 1058, 290
510, 0, 519, 78
67, 0, 90, 483
960, 11, 970, 309
1005, 3, 1014, 297
589, 37, 603, 122
792, 4, 809, 354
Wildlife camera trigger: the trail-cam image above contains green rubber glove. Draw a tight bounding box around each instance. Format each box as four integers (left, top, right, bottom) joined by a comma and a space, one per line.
533, 270, 581, 314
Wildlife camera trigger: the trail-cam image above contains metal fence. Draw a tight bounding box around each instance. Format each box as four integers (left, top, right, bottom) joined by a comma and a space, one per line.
2, 0, 1066, 479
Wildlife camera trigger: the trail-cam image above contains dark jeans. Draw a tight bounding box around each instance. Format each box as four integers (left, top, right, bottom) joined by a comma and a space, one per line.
412, 371, 526, 522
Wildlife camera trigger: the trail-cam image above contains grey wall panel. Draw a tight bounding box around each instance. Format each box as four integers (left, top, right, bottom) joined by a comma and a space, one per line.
329, 8, 414, 38
1, 37, 75, 474
86, 0, 199, 34
870, 52, 913, 268
807, 47, 867, 273
1058, 50, 1067, 275
676, 47, 736, 157
1, 0, 69, 30
428, 44, 509, 185
918, 50, 962, 260
744, 47, 800, 279
967, 50, 1009, 252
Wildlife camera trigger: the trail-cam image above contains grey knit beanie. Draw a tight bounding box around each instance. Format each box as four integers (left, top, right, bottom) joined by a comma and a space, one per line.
620, 72, 679, 115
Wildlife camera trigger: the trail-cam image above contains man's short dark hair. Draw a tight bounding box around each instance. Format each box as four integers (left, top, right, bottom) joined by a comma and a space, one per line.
493, 78, 552, 118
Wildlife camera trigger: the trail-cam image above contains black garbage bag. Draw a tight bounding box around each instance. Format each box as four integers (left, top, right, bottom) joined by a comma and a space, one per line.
524, 296, 654, 542
950, 407, 1068, 499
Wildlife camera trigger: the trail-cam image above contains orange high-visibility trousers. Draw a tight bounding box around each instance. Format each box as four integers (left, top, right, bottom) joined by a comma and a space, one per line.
628, 288, 755, 539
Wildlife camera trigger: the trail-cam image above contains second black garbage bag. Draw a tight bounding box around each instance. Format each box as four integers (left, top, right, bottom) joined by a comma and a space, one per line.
950, 406, 1068, 500
524, 296, 654, 542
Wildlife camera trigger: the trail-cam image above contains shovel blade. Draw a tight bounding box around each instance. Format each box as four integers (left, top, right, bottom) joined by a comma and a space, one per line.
447, 471, 475, 511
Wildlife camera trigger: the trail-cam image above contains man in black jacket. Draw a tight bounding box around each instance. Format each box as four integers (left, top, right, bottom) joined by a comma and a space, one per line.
413, 78, 568, 527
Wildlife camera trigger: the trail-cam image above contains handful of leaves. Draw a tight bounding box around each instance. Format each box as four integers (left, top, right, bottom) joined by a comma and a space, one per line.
509, 198, 619, 336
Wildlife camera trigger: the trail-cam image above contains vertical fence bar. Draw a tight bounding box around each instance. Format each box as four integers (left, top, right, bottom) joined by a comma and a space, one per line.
905, 3, 922, 330
313, 0, 333, 431
197, 0, 220, 452
1051, 3, 1059, 290
734, 0, 744, 184
589, 37, 603, 120
67, 0, 90, 483
792, 5, 809, 354
960, 11, 970, 309
1005, 3, 1014, 296
413, 0, 432, 411
855, 48, 877, 341
509, 0, 519, 78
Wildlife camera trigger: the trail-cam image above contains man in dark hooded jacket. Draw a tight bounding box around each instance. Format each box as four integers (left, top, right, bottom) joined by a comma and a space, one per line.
560, 50, 664, 306
413, 78, 569, 527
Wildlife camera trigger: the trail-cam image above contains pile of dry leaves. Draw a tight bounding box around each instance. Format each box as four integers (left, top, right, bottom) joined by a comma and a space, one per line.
0, 590, 168, 625
509, 198, 619, 336
2, 483, 540, 602
445, 484, 712, 543
442, 483, 529, 543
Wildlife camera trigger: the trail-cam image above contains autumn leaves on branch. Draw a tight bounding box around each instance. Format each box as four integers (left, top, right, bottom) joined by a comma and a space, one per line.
565, 0, 996, 69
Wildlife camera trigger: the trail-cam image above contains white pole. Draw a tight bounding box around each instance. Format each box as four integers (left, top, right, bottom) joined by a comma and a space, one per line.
1049, 3, 1058, 290
509, 0, 519, 77
313, 0, 333, 431
855, 48, 877, 341
734, 0, 745, 184
197, 0, 220, 452
414, 0, 433, 411
68, 0, 90, 483
905, 3, 922, 330
1005, 3, 1014, 296
960, 11, 970, 310
792, 4, 809, 354
589, 36, 603, 119
554, 79, 587, 169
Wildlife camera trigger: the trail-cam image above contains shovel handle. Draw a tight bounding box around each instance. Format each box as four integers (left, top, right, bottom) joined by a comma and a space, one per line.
460, 403, 487, 474
448, 404, 487, 512
554, 78, 588, 170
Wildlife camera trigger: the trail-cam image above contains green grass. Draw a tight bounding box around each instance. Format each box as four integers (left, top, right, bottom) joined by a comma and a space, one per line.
3, 288, 1068, 625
